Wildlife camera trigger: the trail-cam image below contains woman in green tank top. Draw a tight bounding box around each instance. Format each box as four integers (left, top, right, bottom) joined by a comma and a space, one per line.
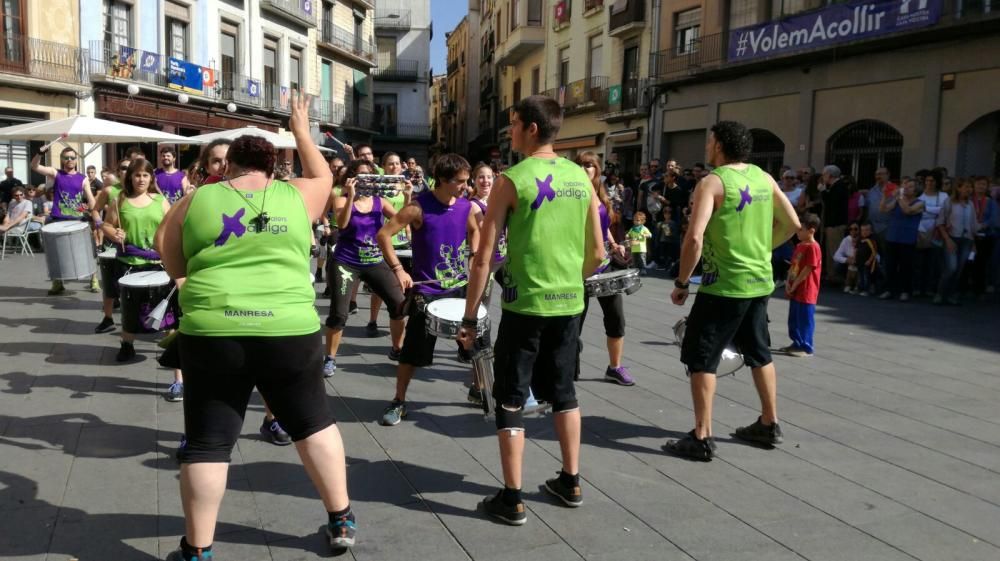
100, 159, 171, 361
155, 93, 358, 557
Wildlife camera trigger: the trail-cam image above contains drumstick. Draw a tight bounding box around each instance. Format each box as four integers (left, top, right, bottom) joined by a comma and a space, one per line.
40, 133, 69, 153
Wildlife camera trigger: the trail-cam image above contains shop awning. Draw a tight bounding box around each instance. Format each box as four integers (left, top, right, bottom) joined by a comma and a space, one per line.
607, 127, 641, 143
552, 133, 601, 151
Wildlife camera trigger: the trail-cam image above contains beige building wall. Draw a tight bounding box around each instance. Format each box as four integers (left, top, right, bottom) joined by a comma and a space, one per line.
29, 0, 80, 47
938, 67, 1000, 170
446, 17, 470, 151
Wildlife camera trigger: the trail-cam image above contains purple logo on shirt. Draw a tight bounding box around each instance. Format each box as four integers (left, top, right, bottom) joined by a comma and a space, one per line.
736, 186, 753, 212
214, 208, 247, 246
530, 175, 555, 210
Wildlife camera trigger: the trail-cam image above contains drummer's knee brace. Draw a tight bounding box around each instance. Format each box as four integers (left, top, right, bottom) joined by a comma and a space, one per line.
495, 403, 524, 435
552, 399, 579, 414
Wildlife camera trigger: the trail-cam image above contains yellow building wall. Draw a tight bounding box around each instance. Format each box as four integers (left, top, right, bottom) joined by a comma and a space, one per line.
29, 0, 79, 47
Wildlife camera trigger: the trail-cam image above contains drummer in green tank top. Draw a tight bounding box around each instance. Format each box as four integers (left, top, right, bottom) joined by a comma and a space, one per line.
90, 158, 136, 337
458, 95, 605, 526
667, 121, 800, 461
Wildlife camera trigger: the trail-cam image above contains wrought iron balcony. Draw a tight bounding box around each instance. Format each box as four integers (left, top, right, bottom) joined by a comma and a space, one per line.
373, 57, 419, 81
373, 121, 432, 139
495, 0, 544, 67
608, 0, 644, 38
0, 34, 87, 87
320, 21, 377, 65
218, 72, 265, 108
543, 76, 609, 115
314, 99, 375, 130
89, 40, 223, 100
447, 59, 459, 75
375, 9, 411, 30
260, 0, 317, 28
599, 79, 649, 122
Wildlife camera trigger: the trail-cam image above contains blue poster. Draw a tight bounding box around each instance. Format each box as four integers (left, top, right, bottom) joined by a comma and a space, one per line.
247, 79, 261, 98
167, 57, 205, 94
728, 0, 941, 62
139, 51, 160, 73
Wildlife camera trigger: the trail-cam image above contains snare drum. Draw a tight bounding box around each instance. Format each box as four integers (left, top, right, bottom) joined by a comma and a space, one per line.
119, 270, 175, 334
41, 221, 96, 280
425, 298, 488, 340
98, 249, 120, 299
584, 269, 642, 298
672, 317, 745, 377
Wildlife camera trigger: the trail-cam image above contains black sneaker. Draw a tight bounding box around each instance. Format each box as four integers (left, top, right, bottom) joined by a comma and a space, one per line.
544, 473, 583, 507
349, 301, 358, 315
665, 430, 717, 461
165, 548, 213, 560
116, 341, 136, 362
321, 285, 331, 297
481, 490, 527, 526
733, 417, 784, 446
365, 321, 379, 337
315, 269, 324, 283
387, 347, 401, 361
94, 316, 115, 334
326, 512, 357, 549
260, 418, 292, 446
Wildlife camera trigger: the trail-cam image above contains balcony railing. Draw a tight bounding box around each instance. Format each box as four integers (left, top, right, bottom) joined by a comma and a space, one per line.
314, 99, 375, 130
373, 121, 431, 139
320, 22, 376, 63
600, 78, 649, 122
447, 59, 459, 75
260, 0, 317, 27
544, 76, 608, 115
264, 84, 293, 113
650, 2, 1000, 84
375, 9, 411, 30
373, 57, 419, 81
0, 34, 87, 86
608, 0, 644, 37
89, 40, 227, 101
218, 72, 265, 108
584, 0, 603, 13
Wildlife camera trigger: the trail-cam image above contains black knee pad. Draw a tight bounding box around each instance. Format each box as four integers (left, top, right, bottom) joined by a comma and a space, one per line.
553, 399, 579, 413
495, 403, 525, 431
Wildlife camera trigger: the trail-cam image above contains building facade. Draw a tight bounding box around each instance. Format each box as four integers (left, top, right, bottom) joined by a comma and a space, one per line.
371, 0, 432, 162
651, 0, 1000, 180
429, 74, 447, 153
495, 0, 546, 164
469, 0, 500, 164
0, 0, 88, 185
443, 16, 470, 153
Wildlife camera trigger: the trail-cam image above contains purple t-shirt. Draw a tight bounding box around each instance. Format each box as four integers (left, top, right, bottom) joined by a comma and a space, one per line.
412, 191, 471, 295
471, 197, 507, 265
332, 196, 384, 267
594, 201, 612, 274
51, 170, 86, 220
156, 169, 186, 203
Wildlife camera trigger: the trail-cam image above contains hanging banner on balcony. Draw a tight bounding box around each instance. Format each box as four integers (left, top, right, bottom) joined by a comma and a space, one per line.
246, 79, 261, 98
608, 85, 622, 105
554, 0, 569, 24
167, 58, 205, 94
201, 67, 216, 89
138, 51, 160, 74
727, 0, 941, 63
114, 46, 138, 79
279, 87, 290, 110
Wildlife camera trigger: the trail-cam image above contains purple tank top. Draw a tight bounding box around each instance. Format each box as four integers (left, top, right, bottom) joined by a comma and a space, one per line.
472, 197, 507, 265
156, 169, 185, 203
413, 191, 471, 295
595, 202, 612, 275
51, 170, 86, 219
332, 196, 383, 267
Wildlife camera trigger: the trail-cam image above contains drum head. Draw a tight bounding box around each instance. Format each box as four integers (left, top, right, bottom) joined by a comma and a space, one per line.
426, 298, 485, 321
586, 269, 636, 282
396, 249, 412, 258
119, 270, 170, 288
42, 221, 88, 234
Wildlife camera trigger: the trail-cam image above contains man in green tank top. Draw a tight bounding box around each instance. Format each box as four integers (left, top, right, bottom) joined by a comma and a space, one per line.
458, 95, 604, 526
668, 121, 800, 461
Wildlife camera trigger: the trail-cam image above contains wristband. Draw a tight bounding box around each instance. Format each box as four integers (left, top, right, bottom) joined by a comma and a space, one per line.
674, 278, 690, 290
390, 263, 403, 271
461, 317, 479, 328
94, 219, 104, 228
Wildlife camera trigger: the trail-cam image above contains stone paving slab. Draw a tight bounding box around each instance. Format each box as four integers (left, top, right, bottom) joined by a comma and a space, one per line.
1, 254, 999, 560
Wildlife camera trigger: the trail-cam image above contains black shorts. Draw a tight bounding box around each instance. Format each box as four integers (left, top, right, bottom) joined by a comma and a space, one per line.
680, 292, 772, 374
492, 310, 581, 408
326, 259, 406, 329
399, 289, 467, 367
177, 331, 335, 463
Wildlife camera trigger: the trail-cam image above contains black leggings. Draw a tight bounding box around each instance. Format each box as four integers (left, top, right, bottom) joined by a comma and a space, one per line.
326, 259, 406, 329
177, 332, 335, 463
580, 293, 626, 338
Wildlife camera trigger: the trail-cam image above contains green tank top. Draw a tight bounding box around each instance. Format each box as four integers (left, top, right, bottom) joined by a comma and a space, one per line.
106, 184, 122, 201
385, 191, 409, 247
699, 164, 775, 298
499, 157, 591, 316
179, 181, 319, 336
118, 193, 166, 266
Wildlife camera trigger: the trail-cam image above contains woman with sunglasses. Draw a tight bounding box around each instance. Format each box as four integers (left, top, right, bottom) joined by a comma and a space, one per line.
31, 145, 99, 295
573, 152, 635, 386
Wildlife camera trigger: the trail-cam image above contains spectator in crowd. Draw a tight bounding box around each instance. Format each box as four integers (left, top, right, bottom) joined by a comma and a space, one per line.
846, 176, 865, 225
638, 164, 663, 215
27, 185, 45, 219
783, 213, 822, 358
864, 167, 896, 255
833, 222, 860, 293
797, 166, 815, 186
935, 178, 977, 305
647, 157, 663, 180
915, 169, 948, 297
0, 166, 24, 211
879, 178, 924, 301
692, 162, 709, 181
780, 170, 803, 207
644, 177, 666, 240
654, 204, 679, 273
274, 159, 295, 181
663, 170, 689, 222
681, 168, 696, 190
86, 165, 104, 192
819, 165, 850, 282
0, 186, 36, 234
971, 176, 997, 297
855, 223, 880, 296
798, 174, 824, 220
101, 167, 117, 189
604, 151, 621, 180
402, 157, 428, 192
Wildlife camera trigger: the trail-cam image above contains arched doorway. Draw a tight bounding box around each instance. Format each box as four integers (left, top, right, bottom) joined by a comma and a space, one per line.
957, 111, 1000, 178
826, 120, 903, 183
749, 129, 785, 177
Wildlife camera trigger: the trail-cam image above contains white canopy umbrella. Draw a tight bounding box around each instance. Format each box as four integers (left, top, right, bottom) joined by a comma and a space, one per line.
184, 126, 334, 152
0, 115, 191, 144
